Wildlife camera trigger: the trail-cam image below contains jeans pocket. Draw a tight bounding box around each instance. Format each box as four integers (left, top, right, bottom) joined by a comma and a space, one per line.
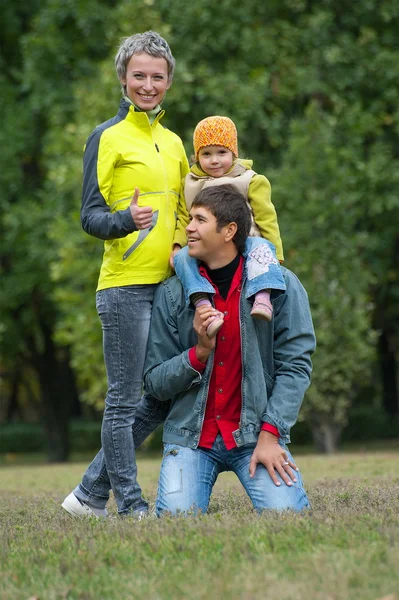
96, 288, 111, 319
95, 289, 104, 314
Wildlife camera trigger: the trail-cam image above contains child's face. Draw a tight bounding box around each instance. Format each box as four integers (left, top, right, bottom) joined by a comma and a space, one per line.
198, 145, 234, 178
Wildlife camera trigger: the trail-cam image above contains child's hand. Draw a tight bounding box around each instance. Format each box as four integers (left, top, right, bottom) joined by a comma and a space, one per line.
169, 244, 182, 269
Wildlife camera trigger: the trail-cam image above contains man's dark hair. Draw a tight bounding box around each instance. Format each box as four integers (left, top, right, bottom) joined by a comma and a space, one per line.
191, 184, 251, 253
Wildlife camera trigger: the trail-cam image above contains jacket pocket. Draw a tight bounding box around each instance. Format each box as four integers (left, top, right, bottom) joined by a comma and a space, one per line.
123, 210, 159, 261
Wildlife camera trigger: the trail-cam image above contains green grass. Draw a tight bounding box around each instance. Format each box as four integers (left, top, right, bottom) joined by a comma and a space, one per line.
1, 448, 399, 600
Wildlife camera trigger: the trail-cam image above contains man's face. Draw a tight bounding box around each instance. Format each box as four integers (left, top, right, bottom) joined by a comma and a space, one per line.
186, 206, 227, 263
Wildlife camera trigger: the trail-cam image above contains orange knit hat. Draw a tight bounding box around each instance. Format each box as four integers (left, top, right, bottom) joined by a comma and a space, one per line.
193, 116, 238, 159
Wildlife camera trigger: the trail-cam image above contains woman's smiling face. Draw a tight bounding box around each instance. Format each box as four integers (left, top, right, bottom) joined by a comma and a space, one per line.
121, 53, 171, 110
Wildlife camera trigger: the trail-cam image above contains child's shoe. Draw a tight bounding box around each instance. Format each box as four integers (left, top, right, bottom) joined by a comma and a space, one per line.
192, 294, 224, 338
206, 314, 224, 338
251, 300, 273, 322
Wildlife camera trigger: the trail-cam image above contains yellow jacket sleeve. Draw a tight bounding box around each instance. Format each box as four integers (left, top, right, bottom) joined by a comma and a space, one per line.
248, 174, 284, 262
172, 158, 190, 248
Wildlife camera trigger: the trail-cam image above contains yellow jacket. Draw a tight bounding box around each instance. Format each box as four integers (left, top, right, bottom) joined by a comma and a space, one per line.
183, 159, 284, 261
81, 99, 189, 290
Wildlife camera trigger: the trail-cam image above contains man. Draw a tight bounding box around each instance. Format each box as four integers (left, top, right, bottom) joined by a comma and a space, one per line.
143, 184, 316, 515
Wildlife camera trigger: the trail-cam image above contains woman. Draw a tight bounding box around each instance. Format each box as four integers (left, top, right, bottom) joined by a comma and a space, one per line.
62, 31, 189, 517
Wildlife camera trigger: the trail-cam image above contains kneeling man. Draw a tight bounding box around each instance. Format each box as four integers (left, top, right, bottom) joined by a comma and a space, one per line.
144, 184, 316, 515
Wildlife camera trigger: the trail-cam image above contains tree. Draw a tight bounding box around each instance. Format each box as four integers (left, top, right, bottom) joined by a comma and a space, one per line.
160, 0, 399, 448
47, 1, 168, 409
272, 103, 377, 451
53, 0, 399, 450
2, 0, 398, 456
0, 0, 125, 460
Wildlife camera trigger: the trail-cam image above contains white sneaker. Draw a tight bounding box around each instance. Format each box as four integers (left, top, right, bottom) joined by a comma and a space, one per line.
61, 492, 108, 519
120, 509, 148, 520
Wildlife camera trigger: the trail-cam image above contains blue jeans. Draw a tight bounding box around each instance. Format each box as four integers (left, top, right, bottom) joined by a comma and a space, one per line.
74, 285, 167, 515
174, 237, 286, 306
156, 435, 309, 516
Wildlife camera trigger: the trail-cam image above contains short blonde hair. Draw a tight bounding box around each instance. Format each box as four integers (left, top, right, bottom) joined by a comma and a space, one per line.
115, 31, 175, 86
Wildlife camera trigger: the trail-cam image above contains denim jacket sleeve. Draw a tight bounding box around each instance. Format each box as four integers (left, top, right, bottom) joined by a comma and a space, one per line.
143, 280, 202, 401
262, 269, 316, 439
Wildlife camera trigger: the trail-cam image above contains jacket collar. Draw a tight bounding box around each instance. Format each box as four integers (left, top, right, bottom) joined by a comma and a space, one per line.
189, 158, 253, 180
118, 98, 165, 128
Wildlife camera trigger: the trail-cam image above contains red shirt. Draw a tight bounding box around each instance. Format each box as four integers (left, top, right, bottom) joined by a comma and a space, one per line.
188, 257, 278, 449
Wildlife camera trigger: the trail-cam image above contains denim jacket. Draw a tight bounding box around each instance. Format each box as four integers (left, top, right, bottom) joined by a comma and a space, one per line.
143, 266, 316, 448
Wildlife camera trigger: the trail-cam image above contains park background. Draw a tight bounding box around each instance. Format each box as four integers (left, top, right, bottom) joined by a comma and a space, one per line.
1, 3, 399, 599
1, 0, 398, 463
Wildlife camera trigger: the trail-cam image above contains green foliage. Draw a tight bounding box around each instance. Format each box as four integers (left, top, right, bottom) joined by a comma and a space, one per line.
0, 421, 101, 454
342, 406, 399, 442
0, 424, 45, 453
0, 420, 164, 455
0, 1, 115, 369
272, 103, 377, 431
37, 0, 172, 405
1, 0, 398, 448
160, 0, 399, 439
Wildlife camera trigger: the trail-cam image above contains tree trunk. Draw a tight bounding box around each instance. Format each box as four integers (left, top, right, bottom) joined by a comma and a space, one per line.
373, 232, 399, 418
378, 327, 398, 417
36, 345, 80, 463
27, 303, 80, 462
311, 420, 342, 454
6, 369, 20, 421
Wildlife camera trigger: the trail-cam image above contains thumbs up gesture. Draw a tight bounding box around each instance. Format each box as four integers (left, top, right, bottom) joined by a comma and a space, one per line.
129, 188, 153, 230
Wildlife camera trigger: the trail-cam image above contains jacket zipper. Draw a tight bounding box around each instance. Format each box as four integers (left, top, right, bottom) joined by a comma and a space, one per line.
151, 123, 170, 231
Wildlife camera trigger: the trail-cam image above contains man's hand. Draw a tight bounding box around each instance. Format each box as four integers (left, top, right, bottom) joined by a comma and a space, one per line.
249, 430, 299, 486
129, 187, 153, 230
169, 244, 182, 269
193, 304, 218, 363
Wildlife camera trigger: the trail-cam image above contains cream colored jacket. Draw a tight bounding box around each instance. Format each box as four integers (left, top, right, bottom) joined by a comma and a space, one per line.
183, 159, 283, 261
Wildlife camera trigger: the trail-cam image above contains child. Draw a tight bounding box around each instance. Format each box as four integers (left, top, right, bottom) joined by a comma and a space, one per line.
174, 115, 285, 338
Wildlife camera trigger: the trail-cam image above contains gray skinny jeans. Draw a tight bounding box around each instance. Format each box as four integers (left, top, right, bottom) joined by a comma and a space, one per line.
74, 285, 168, 515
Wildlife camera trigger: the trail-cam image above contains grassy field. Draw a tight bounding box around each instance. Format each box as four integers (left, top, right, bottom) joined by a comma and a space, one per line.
1, 445, 399, 600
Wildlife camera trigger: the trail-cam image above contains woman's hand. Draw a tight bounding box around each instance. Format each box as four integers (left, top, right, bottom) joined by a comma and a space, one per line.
130, 188, 153, 230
